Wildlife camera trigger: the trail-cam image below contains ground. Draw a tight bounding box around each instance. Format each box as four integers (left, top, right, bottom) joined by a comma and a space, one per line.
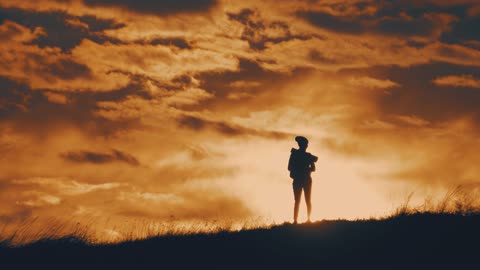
1, 213, 479, 269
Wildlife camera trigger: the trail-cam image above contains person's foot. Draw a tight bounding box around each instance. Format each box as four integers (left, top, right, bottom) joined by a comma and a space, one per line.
293, 220, 298, 225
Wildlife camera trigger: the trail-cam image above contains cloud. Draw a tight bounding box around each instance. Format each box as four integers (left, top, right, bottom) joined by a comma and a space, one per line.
432, 74, 480, 88
0, 28, 130, 92
227, 8, 314, 50
118, 191, 184, 205
0, 8, 125, 52
297, 11, 364, 34
164, 87, 214, 106
60, 149, 140, 166
93, 87, 215, 127
360, 119, 396, 130
297, 9, 455, 38
228, 80, 261, 88
393, 115, 430, 127
440, 4, 480, 44
320, 137, 372, 157
71, 39, 239, 83
114, 188, 253, 220
43, 91, 69, 104
177, 115, 291, 139
432, 43, 480, 66
15, 178, 124, 195
15, 191, 61, 207
137, 37, 192, 49
0, 20, 42, 42
385, 118, 480, 185
0, 76, 142, 138
347, 76, 400, 90
0, 76, 32, 115
343, 62, 480, 125
82, 0, 218, 15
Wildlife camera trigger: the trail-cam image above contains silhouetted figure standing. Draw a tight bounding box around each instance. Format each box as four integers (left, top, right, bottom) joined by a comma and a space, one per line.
288, 136, 318, 224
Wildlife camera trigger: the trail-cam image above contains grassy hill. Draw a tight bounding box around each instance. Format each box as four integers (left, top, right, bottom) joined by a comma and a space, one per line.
1, 212, 479, 269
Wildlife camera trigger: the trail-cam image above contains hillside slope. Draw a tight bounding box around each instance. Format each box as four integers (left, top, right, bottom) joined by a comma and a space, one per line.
1, 213, 479, 269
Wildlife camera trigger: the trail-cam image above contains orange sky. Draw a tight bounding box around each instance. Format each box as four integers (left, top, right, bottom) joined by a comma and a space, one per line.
1, 0, 480, 242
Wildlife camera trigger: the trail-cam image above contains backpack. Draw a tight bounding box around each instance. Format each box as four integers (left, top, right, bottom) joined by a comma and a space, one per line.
288, 148, 318, 179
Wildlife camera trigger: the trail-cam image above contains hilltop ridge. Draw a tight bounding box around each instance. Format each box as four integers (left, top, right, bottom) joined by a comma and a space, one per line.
1, 212, 479, 268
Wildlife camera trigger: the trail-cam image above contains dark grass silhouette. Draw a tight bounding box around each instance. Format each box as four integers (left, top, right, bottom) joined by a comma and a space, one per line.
2, 187, 479, 269
1, 212, 479, 269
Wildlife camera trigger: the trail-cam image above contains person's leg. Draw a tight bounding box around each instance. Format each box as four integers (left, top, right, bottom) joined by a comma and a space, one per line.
293, 182, 302, 224
304, 180, 312, 222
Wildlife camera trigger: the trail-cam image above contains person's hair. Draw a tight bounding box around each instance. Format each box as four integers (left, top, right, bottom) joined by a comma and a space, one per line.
295, 136, 308, 147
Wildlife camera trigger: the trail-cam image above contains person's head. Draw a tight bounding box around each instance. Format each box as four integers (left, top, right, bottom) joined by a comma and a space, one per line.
295, 136, 308, 150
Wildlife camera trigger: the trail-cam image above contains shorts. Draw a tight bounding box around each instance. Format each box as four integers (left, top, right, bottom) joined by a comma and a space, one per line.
293, 179, 312, 203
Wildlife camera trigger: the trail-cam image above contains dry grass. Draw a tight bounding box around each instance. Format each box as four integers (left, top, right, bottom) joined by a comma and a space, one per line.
389, 184, 480, 218
2, 185, 479, 247
0, 216, 272, 246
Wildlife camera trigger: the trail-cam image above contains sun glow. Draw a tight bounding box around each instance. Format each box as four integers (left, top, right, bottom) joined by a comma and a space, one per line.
201, 137, 402, 224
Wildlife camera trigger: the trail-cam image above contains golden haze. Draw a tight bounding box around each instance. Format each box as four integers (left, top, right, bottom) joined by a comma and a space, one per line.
1, 0, 480, 242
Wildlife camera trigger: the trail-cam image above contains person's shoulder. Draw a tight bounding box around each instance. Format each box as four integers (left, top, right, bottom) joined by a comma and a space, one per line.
306, 152, 318, 162
291, 148, 297, 153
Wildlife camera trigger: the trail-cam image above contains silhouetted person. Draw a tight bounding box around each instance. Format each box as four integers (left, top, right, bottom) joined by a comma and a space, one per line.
288, 136, 318, 224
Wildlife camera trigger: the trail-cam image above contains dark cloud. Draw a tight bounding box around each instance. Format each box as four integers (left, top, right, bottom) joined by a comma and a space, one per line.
0, 76, 144, 137
0, 77, 32, 118
136, 37, 192, 49
177, 115, 290, 139
76, 15, 125, 32
441, 12, 480, 44
406, 40, 430, 49
60, 149, 140, 166
0, 19, 26, 40
298, 11, 363, 34
298, 10, 442, 37
309, 49, 340, 64
295, 0, 477, 39
227, 9, 316, 50
372, 1, 467, 18
25, 54, 93, 80
0, 8, 124, 52
339, 62, 480, 126
48, 58, 92, 79
83, 0, 217, 16
106, 70, 190, 93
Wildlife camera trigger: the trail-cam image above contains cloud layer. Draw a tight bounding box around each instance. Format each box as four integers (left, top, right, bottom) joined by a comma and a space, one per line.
1, 0, 480, 241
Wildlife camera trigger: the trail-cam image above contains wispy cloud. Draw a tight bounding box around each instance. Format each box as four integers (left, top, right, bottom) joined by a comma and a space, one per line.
433, 75, 480, 88
60, 149, 140, 166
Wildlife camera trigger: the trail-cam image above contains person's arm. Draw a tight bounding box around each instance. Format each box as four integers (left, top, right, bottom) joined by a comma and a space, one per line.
288, 153, 293, 171
309, 153, 317, 172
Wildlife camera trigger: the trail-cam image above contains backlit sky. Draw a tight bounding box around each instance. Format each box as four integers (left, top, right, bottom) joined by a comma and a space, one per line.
1, 0, 480, 240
